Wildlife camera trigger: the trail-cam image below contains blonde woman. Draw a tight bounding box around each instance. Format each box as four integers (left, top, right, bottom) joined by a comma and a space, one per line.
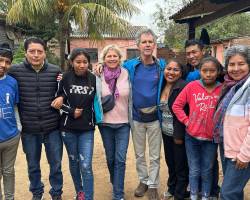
97, 45, 130, 200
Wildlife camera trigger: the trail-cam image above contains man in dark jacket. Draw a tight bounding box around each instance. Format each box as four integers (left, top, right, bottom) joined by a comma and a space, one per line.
8, 37, 63, 200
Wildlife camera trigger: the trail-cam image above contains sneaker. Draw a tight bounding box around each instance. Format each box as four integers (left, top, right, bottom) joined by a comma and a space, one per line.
148, 188, 160, 200
161, 191, 173, 200
77, 191, 85, 200
51, 195, 62, 200
134, 182, 148, 197
32, 195, 44, 200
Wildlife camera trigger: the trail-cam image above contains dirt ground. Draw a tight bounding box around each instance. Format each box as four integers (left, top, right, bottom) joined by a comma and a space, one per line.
15, 130, 250, 200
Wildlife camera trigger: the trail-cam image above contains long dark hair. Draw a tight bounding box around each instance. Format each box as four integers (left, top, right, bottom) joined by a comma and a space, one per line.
68, 48, 91, 70
68, 48, 93, 90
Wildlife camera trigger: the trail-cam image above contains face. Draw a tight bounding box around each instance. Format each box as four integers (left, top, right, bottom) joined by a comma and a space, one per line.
72, 54, 89, 76
0, 56, 11, 77
104, 49, 120, 69
138, 33, 156, 58
200, 61, 218, 86
227, 54, 249, 81
186, 44, 204, 67
25, 42, 46, 67
164, 61, 182, 83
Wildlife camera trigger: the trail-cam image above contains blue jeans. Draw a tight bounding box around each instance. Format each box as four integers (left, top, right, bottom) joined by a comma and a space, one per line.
98, 124, 130, 200
62, 130, 94, 200
185, 134, 217, 198
21, 130, 63, 197
221, 158, 250, 200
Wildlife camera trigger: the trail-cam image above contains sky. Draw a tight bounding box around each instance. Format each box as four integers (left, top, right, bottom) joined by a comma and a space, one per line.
128, 1, 165, 32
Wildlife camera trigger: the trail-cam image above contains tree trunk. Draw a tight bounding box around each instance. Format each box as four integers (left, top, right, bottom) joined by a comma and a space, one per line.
58, 13, 68, 71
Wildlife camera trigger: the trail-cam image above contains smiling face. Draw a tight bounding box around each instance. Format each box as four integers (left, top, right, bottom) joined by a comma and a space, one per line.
200, 61, 219, 86
186, 44, 205, 68
104, 49, 121, 69
138, 33, 156, 58
25, 42, 46, 67
0, 56, 11, 78
227, 54, 249, 81
164, 61, 182, 84
72, 54, 89, 76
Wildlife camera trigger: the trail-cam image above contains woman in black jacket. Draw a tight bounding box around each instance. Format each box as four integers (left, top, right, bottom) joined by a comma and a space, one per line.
52, 48, 96, 200
159, 59, 189, 200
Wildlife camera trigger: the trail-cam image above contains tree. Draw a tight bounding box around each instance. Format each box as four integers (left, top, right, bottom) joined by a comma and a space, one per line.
6, 0, 140, 70
154, 0, 250, 50
153, 0, 190, 49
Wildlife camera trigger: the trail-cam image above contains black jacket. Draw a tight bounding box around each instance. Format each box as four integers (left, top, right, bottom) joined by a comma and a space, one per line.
8, 59, 61, 134
58, 70, 96, 132
161, 78, 188, 140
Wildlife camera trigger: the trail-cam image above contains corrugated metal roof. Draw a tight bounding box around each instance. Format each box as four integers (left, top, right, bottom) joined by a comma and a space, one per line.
71, 25, 148, 39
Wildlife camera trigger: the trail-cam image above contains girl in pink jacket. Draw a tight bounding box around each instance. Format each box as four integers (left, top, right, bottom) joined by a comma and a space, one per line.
173, 56, 222, 200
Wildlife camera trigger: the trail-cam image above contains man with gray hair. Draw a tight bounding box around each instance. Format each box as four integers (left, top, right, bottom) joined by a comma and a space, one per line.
123, 29, 165, 200
95, 28, 165, 200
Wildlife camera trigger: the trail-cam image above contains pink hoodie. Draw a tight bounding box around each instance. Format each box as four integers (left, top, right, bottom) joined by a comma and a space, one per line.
173, 80, 222, 140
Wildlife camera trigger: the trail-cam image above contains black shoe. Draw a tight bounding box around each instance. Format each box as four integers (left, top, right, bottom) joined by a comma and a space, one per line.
32, 195, 44, 200
51, 195, 62, 200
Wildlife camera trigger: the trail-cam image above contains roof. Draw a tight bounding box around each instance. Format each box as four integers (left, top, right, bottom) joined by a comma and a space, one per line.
170, 0, 250, 25
71, 25, 147, 39
211, 35, 250, 44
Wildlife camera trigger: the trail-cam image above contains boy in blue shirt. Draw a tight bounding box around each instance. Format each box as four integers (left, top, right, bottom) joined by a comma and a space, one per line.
0, 42, 21, 200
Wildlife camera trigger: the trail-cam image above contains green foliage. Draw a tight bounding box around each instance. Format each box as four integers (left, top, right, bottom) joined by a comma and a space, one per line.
201, 13, 250, 40
6, 0, 141, 70
46, 50, 60, 66
154, 0, 250, 50
12, 43, 25, 64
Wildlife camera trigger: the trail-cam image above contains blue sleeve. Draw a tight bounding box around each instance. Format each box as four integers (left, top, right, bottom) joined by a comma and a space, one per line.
185, 70, 200, 82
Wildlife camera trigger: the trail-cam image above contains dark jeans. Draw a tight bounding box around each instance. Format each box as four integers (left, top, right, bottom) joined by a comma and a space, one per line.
221, 158, 250, 200
185, 134, 217, 198
98, 124, 130, 200
210, 152, 220, 197
162, 134, 189, 200
21, 130, 63, 197
62, 130, 94, 200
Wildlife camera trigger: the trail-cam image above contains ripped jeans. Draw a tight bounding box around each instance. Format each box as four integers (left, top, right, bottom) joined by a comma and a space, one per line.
62, 130, 94, 200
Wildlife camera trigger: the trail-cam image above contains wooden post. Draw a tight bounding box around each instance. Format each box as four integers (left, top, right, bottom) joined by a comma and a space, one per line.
188, 21, 195, 39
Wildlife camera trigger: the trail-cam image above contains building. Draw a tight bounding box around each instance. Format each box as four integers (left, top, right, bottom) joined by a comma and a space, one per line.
67, 26, 157, 65
211, 36, 250, 64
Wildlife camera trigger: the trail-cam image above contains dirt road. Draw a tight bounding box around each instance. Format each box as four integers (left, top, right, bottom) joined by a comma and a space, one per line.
15, 130, 250, 200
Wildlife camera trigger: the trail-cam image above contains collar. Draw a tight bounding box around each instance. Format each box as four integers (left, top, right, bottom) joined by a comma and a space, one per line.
0, 74, 6, 80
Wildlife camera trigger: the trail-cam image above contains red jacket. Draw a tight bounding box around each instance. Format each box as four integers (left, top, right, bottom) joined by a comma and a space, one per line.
172, 80, 222, 140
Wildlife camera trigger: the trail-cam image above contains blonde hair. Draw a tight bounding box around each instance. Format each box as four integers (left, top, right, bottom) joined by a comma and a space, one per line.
100, 44, 122, 63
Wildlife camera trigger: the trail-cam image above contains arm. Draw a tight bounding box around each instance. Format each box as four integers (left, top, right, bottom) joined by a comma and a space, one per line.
236, 97, 250, 164
172, 86, 189, 126
51, 73, 65, 109
14, 105, 22, 132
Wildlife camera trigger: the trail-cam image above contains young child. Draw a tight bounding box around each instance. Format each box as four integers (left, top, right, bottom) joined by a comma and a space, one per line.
172, 56, 222, 200
0, 43, 21, 200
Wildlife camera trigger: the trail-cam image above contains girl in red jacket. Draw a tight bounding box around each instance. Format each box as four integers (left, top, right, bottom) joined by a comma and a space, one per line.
172, 56, 222, 200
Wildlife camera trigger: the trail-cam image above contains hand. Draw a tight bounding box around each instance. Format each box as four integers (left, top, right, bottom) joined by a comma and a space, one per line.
174, 139, 184, 145
51, 96, 64, 109
57, 73, 63, 81
74, 108, 83, 119
235, 158, 249, 169
93, 63, 103, 76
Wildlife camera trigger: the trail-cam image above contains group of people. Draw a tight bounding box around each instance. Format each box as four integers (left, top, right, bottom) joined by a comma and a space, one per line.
0, 27, 249, 200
